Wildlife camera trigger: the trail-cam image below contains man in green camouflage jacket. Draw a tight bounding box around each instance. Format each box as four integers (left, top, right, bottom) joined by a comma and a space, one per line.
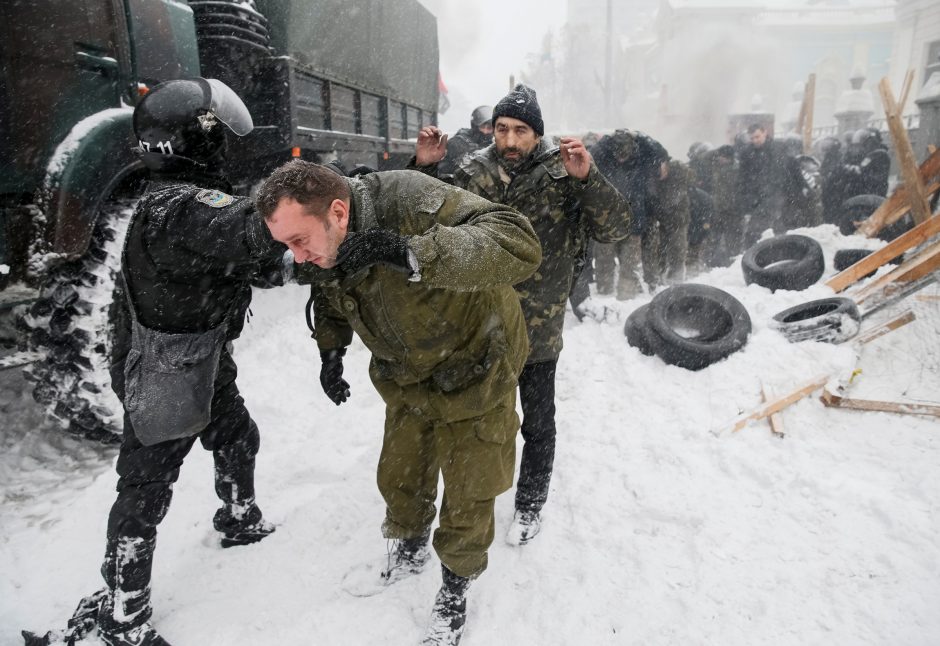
412, 84, 631, 545
257, 160, 540, 646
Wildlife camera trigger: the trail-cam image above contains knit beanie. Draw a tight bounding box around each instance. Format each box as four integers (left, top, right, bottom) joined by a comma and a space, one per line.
492, 84, 544, 136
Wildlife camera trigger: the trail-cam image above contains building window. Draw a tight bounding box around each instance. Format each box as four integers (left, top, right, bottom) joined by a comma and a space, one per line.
926, 40, 940, 80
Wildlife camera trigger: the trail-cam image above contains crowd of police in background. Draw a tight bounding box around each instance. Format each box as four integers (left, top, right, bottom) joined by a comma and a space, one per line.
579, 123, 891, 306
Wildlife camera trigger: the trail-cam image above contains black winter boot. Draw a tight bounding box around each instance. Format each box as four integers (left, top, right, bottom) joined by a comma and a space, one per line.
21, 588, 106, 645
422, 565, 473, 646
505, 508, 542, 546
213, 500, 275, 548
98, 535, 171, 645
381, 530, 431, 585
99, 622, 172, 646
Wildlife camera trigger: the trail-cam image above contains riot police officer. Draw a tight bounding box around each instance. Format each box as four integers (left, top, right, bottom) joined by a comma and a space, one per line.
24, 78, 286, 646
436, 105, 494, 176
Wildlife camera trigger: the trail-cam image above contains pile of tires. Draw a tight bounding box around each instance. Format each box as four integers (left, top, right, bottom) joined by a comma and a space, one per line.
624, 284, 752, 370
742, 234, 825, 292
770, 297, 861, 344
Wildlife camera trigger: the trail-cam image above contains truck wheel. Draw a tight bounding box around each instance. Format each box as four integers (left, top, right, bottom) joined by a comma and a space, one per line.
21, 198, 136, 442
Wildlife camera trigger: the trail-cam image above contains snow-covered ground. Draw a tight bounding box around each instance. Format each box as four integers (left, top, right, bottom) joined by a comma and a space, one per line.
2, 224, 939, 646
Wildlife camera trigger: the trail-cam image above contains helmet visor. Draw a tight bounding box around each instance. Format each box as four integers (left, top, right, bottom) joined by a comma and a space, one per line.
205, 78, 254, 136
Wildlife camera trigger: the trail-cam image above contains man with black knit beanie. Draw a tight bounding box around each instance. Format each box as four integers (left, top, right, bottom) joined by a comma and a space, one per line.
412, 83, 632, 552
493, 84, 544, 137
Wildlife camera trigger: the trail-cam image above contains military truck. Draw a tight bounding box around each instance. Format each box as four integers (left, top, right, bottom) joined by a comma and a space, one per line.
0, 0, 439, 440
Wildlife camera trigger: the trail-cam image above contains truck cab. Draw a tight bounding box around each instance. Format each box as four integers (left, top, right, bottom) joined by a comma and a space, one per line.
0, 0, 439, 439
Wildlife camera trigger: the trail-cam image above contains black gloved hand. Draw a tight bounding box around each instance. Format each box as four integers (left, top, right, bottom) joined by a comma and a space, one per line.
336, 229, 410, 275
320, 348, 350, 406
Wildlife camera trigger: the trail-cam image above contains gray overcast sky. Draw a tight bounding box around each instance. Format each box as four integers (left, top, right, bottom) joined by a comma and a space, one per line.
418, 0, 568, 131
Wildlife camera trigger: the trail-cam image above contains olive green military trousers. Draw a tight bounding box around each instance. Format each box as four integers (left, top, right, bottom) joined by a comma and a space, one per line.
377, 388, 518, 578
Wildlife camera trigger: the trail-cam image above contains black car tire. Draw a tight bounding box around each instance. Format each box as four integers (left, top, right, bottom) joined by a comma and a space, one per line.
771, 297, 861, 344
646, 284, 751, 370
741, 234, 825, 292
623, 304, 657, 356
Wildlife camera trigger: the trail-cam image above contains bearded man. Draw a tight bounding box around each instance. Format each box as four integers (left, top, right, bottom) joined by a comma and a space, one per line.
412, 84, 631, 545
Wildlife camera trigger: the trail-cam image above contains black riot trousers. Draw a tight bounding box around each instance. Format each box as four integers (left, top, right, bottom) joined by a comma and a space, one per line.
99, 349, 260, 632
514, 359, 558, 514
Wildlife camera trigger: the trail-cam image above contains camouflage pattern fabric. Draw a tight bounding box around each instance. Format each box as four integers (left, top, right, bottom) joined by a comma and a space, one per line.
416, 137, 631, 363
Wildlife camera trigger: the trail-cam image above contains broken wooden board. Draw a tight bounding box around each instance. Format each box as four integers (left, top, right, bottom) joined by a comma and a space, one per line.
879, 77, 932, 226
856, 148, 940, 237
821, 390, 940, 419
856, 310, 916, 345
721, 374, 830, 434
802, 74, 816, 155
852, 240, 940, 306
827, 212, 940, 293
859, 182, 940, 238
761, 382, 785, 437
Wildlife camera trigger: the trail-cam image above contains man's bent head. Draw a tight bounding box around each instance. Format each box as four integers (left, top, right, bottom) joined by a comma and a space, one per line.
257, 160, 352, 268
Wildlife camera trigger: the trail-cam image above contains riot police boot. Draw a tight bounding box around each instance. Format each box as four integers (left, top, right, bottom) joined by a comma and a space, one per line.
98, 535, 169, 645
21, 588, 107, 645
505, 508, 542, 546
99, 622, 172, 646
213, 500, 275, 548
421, 564, 473, 646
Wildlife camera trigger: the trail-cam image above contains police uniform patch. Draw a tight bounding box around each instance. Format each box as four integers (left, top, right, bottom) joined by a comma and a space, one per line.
196, 189, 235, 208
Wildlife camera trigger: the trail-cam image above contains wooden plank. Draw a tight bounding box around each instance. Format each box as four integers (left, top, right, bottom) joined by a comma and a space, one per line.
802, 74, 816, 154
856, 310, 916, 344
896, 252, 940, 282
879, 77, 932, 225
724, 375, 830, 434
853, 241, 940, 305
898, 69, 915, 115
795, 81, 807, 135
761, 382, 786, 437
821, 390, 940, 418
856, 148, 940, 237
826, 211, 940, 293
871, 180, 940, 233
858, 269, 940, 319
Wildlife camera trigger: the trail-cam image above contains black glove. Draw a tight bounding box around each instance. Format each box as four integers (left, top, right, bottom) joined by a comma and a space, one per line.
319, 348, 350, 406
336, 229, 411, 275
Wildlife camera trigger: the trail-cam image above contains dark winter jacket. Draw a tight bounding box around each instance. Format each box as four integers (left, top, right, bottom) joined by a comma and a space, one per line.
591, 131, 668, 235
298, 170, 541, 421
437, 127, 492, 176
842, 148, 890, 199
122, 179, 285, 339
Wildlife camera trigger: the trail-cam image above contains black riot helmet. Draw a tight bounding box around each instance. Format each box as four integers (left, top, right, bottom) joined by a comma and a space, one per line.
133, 78, 253, 172
850, 127, 885, 153
470, 105, 493, 130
